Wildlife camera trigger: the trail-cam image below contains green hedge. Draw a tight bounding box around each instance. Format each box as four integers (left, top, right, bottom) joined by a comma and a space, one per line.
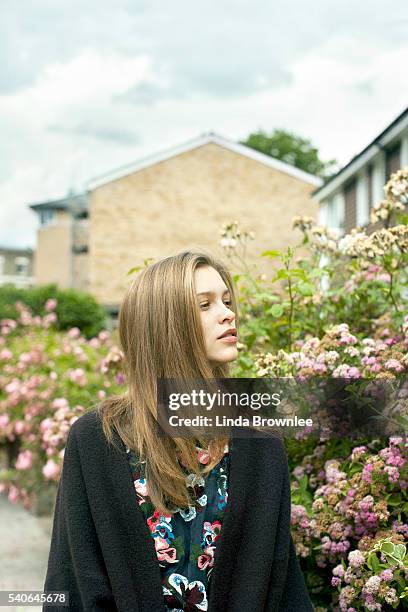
0, 284, 107, 338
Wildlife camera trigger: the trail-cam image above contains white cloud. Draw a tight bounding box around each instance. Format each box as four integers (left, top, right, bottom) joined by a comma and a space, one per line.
0, 1, 407, 249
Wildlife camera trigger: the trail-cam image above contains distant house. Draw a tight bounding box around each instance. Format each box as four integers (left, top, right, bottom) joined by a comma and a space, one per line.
0, 246, 35, 288
87, 132, 321, 312
29, 132, 322, 313
314, 107, 408, 234
30, 192, 89, 291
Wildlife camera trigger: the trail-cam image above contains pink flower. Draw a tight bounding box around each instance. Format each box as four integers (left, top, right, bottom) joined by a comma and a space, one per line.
45, 298, 57, 312
134, 478, 148, 497
197, 448, 210, 464
362, 463, 374, 483
42, 459, 61, 480
98, 330, 110, 342
97, 390, 106, 400
69, 368, 87, 386
5, 380, 19, 394
8, 486, 19, 504
339, 333, 358, 346
380, 569, 393, 582
197, 546, 215, 570
52, 397, 69, 409
384, 466, 400, 483
14, 420, 26, 435
0, 348, 12, 360
351, 446, 367, 462
0, 414, 10, 429
154, 537, 178, 564
384, 359, 404, 373
67, 327, 81, 338
40, 418, 54, 433
15, 449, 33, 470
43, 312, 57, 325
348, 550, 365, 567
333, 564, 345, 578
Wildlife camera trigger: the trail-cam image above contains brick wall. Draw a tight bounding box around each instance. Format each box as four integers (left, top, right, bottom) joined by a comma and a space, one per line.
89, 143, 319, 306
34, 211, 71, 287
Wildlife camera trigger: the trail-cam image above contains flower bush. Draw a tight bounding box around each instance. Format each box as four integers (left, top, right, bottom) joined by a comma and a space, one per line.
0, 300, 124, 513
222, 168, 408, 610
0, 168, 407, 608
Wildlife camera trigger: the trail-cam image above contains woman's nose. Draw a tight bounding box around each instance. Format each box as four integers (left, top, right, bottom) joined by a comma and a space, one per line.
219, 305, 235, 323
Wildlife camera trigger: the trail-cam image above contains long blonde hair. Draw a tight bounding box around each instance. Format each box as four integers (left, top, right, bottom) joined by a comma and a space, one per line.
97, 250, 238, 513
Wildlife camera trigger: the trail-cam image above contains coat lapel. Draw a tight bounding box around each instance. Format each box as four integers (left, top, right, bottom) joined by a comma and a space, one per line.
99, 424, 268, 611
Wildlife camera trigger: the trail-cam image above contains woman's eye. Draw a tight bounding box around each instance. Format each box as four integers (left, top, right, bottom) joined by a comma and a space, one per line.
199, 299, 232, 310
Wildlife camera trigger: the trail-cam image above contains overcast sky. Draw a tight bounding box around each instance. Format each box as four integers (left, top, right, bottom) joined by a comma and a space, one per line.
1, 0, 408, 248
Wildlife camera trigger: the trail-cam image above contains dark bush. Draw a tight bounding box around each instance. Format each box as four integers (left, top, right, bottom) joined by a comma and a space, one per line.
0, 284, 107, 338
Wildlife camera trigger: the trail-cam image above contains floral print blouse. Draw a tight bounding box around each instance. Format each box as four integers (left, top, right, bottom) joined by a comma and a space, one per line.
125, 441, 230, 611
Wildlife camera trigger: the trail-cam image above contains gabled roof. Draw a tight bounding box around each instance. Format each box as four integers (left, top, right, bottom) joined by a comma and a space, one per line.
29, 193, 88, 212
314, 106, 408, 201
0, 246, 33, 255
87, 132, 323, 191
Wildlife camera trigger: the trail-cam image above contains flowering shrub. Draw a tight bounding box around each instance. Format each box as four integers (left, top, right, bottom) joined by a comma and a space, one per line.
288, 436, 407, 609
221, 168, 408, 610
0, 168, 407, 606
0, 300, 124, 513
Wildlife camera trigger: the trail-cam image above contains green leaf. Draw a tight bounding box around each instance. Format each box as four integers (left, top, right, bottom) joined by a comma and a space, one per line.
269, 304, 284, 317
394, 544, 406, 561
239, 356, 255, 368
371, 554, 380, 573
387, 493, 402, 506
255, 293, 280, 302
297, 282, 315, 296
381, 542, 396, 555
261, 250, 281, 258
127, 266, 142, 276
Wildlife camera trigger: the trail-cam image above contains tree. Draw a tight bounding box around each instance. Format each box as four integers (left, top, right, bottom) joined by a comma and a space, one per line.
240, 129, 338, 180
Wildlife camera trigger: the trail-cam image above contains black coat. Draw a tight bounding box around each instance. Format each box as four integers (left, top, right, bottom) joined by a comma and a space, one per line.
43, 409, 313, 611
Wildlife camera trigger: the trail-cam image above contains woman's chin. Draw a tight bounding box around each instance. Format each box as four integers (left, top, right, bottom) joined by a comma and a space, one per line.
210, 348, 238, 365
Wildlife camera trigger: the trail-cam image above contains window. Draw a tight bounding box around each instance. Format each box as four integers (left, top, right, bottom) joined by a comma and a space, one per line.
72, 245, 89, 254
367, 165, 374, 211
344, 181, 357, 233
39, 209, 54, 226
385, 143, 401, 182
15, 256, 29, 276
74, 210, 89, 220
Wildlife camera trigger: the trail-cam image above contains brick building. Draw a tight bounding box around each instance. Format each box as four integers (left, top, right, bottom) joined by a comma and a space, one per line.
30, 193, 89, 291
30, 132, 322, 313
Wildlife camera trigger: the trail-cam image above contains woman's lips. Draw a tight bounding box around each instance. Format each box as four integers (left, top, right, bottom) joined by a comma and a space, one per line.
217, 336, 237, 343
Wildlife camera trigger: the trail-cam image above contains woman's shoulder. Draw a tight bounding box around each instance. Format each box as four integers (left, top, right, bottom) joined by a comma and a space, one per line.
68, 406, 116, 450
70, 407, 100, 435
233, 427, 288, 469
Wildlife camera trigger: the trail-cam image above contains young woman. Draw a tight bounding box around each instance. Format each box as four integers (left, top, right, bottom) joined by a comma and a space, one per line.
44, 250, 313, 611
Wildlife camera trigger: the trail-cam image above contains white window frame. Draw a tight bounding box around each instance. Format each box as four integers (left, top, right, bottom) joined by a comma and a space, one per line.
15, 256, 29, 276
356, 172, 369, 227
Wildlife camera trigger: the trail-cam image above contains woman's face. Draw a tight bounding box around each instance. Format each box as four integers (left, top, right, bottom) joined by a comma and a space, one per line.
194, 265, 238, 364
